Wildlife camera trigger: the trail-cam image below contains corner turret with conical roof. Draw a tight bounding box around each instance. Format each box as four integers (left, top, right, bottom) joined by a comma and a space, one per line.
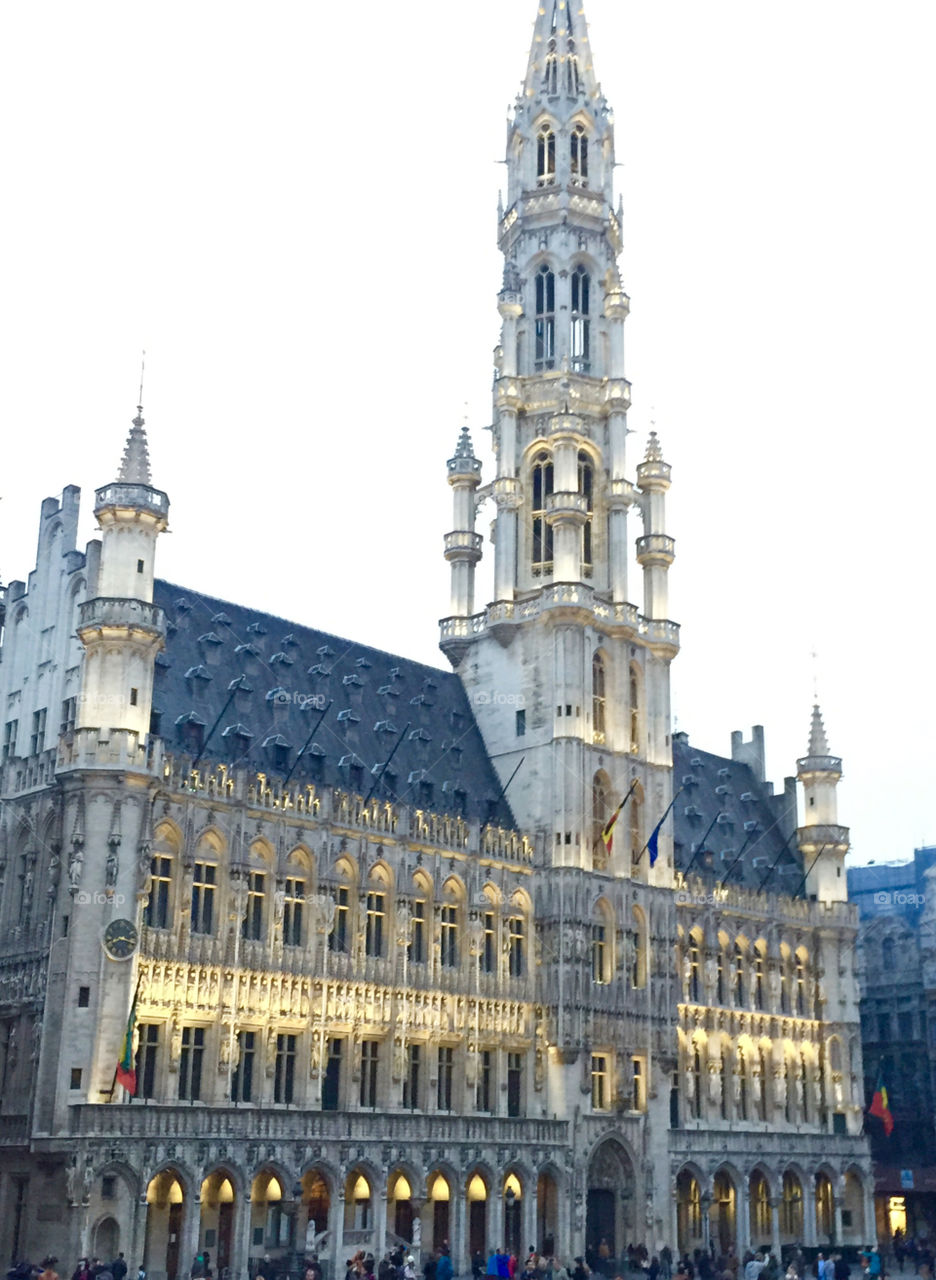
73, 404, 169, 750
797, 703, 850, 902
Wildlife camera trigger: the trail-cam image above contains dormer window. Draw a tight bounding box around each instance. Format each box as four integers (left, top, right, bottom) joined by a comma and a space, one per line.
534, 265, 556, 369
571, 124, 589, 185
571, 266, 591, 373
536, 127, 556, 186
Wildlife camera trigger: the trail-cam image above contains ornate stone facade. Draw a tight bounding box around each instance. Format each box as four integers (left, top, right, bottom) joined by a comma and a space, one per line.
0, 2, 871, 1276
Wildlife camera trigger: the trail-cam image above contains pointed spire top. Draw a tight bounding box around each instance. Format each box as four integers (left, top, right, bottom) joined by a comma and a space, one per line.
645, 430, 664, 463
454, 424, 476, 460
117, 405, 153, 485
808, 703, 830, 756
524, 1, 598, 102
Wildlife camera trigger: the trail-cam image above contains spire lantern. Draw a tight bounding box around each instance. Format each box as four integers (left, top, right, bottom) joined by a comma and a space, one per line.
797, 703, 849, 903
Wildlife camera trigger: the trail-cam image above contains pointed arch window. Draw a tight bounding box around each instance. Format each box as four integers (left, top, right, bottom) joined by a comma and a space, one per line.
571, 266, 591, 373
795, 954, 807, 1015
734, 943, 746, 1006
591, 919, 608, 985
531, 450, 554, 575
690, 1047, 703, 1120
688, 939, 701, 1004
800, 1051, 810, 1123
578, 448, 594, 571
566, 46, 582, 97
537, 126, 556, 185
535, 265, 556, 369
738, 1048, 749, 1121
592, 655, 606, 745
720, 1047, 730, 1119
629, 669, 640, 754
759, 1047, 770, 1121
570, 124, 589, 186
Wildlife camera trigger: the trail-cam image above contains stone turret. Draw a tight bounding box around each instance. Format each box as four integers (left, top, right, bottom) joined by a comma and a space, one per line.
797, 704, 850, 902
74, 405, 169, 747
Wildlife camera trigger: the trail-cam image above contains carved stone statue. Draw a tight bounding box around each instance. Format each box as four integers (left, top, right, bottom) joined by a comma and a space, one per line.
105, 847, 119, 890
68, 846, 84, 893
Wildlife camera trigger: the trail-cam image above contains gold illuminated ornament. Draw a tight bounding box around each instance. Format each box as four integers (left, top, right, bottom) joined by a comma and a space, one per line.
102, 918, 139, 961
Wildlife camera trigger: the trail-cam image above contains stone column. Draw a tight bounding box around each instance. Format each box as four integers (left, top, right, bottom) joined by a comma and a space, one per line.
179, 1194, 201, 1280
375, 1189, 388, 1259
803, 1180, 817, 1248
736, 1185, 751, 1255
522, 1187, 536, 1256
490, 1191, 505, 1253
332, 1191, 347, 1274
129, 1191, 149, 1277
232, 1191, 253, 1280
833, 1179, 844, 1249
701, 1193, 712, 1252
450, 1188, 466, 1276
770, 1197, 781, 1261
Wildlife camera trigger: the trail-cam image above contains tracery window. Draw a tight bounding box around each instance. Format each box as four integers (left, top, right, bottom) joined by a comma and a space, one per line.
566, 47, 582, 95
537, 126, 556, 184
796, 955, 807, 1015
629, 669, 640, 754
241, 871, 265, 941
578, 448, 594, 570
734, 943, 745, 1006
283, 877, 305, 947
759, 1048, 770, 1121
720, 1047, 730, 1119
145, 855, 171, 929
440, 905, 459, 967
738, 1048, 749, 1121
507, 914, 525, 977
571, 267, 591, 373
592, 922, 608, 985
365, 891, 385, 957
592, 655, 606, 745
690, 1048, 703, 1119
688, 941, 701, 1003
571, 124, 589, 183
531, 450, 554, 574
754, 951, 765, 1010
535, 266, 556, 370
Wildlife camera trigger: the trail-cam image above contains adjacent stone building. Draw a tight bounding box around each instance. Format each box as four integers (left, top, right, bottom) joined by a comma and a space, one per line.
0, 3, 872, 1276
850, 849, 936, 1242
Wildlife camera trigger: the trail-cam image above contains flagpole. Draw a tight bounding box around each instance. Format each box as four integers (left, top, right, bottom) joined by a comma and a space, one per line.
756, 825, 801, 893
680, 811, 721, 880
600, 779, 638, 856
793, 843, 833, 899
716, 827, 759, 890
633, 786, 685, 867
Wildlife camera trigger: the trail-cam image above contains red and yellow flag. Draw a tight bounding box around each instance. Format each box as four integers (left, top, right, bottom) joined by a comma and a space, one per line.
115, 989, 138, 1096
869, 1075, 894, 1136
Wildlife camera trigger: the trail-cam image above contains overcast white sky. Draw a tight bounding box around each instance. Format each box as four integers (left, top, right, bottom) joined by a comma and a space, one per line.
1, 1, 934, 865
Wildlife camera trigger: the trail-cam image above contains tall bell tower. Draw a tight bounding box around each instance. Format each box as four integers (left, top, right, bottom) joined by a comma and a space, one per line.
441, 0, 679, 881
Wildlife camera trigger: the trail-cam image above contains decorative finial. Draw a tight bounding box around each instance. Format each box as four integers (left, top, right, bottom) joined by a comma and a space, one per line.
808, 704, 830, 757
644, 430, 663, 462
138, 349, 146, 409
118, 356, 153, 485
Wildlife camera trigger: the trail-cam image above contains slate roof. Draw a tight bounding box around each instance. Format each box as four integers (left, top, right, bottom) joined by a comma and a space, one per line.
151, 580, 515, 827
672, 734, 803, 892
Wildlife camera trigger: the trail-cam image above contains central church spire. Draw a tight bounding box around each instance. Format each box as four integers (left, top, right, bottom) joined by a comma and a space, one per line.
522, 1, 601, 103
440, 2, 680, 881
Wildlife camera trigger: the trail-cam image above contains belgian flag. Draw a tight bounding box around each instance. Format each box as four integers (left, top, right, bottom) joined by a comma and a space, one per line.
869, 1074, 894, 1136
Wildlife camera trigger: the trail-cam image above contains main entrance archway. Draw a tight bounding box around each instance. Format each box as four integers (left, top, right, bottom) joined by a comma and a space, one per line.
586, 1139, 635, 1263
144, 1169, 186, 1280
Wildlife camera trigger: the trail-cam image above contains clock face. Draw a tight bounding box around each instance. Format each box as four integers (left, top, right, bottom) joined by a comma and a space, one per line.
103, 918, 139, 961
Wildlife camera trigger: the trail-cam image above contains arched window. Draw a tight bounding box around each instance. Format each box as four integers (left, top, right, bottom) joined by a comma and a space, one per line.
734, 942, 745, 1007
629, 669, 640, 754
578, 448, 594, 572
566, 44, 582, 96
592, 901, 612, 985
795, 952, 807, 1015
720, 1047, 730, 1119
591, 771, 610, 869
571, 267, 591, 373
537, 125, 556, 184
592, 655, 606, 745
754, 948, 765, 1010
543, 40, 559, 96
688, 938, 701, 1004
800, 1052, 810, 1123
780, 955, 791, 1014
507, 905, 526, 978
781, 1172, 804, 1238
691, 1047, 703, 1120
571, 124, 589, 185
759, 1048, 770, 1121
531, 451, 554, 575
738, 1049, 749, 1121
535, 266, 556, 369
630, 905, 648, 989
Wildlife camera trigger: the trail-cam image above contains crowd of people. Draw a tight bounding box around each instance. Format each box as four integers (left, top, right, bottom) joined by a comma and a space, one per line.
6, 1238, 929, 1280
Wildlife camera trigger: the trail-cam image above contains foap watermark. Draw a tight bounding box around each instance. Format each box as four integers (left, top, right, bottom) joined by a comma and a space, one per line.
74, 891, 128, 907
874, 891, 925, 908
472, 690, 526, 708
676, 889, 730, 908
268, 691, 329, 711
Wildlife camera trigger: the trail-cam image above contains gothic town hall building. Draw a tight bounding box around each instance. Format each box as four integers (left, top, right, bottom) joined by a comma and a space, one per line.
0, 4, 871, 1276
